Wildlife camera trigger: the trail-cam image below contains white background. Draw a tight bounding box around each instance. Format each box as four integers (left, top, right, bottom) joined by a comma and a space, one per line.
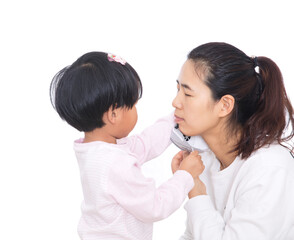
1, 0, 293, 239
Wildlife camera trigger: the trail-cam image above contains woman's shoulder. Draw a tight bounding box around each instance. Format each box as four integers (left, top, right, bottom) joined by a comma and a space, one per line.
243, 143, 294, 174
232, 143, 294, 195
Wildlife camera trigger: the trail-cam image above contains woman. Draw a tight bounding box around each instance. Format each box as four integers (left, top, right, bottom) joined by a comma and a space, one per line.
172, 42, 294, 239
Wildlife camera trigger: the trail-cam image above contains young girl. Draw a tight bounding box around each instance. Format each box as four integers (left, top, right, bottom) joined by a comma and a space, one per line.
50, 52, 204, 240
173, 42, 294, 239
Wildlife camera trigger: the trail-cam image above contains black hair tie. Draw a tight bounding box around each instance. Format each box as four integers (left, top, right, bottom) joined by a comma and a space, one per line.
251, 56, 263, 99
253, 56, 258, 68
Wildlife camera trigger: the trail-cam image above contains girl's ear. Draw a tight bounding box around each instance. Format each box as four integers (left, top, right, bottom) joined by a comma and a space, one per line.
218, 94, 235, 117
105, 106, 122, 125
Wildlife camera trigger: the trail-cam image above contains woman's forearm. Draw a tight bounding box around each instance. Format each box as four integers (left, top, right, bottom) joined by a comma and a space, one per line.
188, 177, 207, 199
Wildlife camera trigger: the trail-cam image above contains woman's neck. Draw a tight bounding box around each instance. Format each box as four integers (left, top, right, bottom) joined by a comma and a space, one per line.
202, 127, 240, 170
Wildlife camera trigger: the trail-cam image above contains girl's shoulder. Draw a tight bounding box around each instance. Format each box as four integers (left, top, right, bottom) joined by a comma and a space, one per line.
74, 138, 124, 153
74, 138, 135, 164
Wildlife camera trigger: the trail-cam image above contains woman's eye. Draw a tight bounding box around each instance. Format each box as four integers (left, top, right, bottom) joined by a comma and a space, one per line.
185, 93, 192, 97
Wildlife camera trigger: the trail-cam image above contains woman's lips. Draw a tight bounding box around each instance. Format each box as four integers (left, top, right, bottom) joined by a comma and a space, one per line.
174, 115, 184, 123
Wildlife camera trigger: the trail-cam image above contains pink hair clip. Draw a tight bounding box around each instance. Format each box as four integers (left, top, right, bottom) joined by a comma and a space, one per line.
107, 53, 126, 65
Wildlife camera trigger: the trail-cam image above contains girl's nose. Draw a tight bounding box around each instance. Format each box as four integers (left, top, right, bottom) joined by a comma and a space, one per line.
172, 93, 182, 109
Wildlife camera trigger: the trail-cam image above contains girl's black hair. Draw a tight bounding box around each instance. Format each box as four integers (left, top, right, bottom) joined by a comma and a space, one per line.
188, 42, 294, 159
50, 52, 142, 132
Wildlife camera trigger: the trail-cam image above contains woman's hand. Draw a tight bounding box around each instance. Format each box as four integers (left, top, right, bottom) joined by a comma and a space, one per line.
171, 150, 205, 179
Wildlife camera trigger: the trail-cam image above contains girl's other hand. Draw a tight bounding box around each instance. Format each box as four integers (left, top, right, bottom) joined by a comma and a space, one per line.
172, 150, 205, 179
179, 151, 205, 179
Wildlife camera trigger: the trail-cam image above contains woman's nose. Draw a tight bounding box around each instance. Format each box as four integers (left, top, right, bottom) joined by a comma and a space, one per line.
172, 93, 182, 109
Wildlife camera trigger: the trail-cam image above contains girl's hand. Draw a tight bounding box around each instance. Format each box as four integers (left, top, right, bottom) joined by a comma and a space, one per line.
172, 151, 207, 198
172, 150, 205, 179
179, 151, 205, 179
171, 151, 189, 174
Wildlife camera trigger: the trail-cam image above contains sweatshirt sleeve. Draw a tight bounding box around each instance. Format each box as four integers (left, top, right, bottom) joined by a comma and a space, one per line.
181, 166, 294, 240
107, 157, 194, 223
118, 113, 175, 166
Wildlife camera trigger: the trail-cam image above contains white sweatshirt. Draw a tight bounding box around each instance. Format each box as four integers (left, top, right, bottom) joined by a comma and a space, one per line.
180, 143, 294, 240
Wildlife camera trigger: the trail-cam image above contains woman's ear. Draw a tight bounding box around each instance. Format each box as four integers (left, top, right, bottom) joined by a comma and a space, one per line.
218, 94, 235, 117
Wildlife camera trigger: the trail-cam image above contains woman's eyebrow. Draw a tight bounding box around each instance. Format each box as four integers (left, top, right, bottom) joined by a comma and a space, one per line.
176, 80, 194, 91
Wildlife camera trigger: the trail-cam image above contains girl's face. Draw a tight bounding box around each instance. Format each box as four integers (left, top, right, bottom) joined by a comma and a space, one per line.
172, 60, 220, 137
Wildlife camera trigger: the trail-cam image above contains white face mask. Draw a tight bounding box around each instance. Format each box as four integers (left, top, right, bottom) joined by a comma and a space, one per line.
170, 124, 209, 152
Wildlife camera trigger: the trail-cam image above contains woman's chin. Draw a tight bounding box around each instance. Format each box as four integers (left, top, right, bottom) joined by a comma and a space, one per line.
179, 125, 200, 137
178, 125, 191, 136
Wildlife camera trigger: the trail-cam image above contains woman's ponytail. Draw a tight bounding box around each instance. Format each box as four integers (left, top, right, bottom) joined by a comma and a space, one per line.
239, 56, 294, 158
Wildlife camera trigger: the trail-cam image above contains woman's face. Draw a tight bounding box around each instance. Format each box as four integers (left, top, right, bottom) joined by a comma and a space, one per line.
172, 60, 220, 137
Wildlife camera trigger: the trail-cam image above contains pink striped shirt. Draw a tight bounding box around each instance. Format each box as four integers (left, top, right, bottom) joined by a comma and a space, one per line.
74, 114, 194, 239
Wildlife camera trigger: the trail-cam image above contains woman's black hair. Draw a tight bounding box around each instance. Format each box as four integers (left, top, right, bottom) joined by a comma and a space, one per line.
50, 52, 142, 132
188, 42, 294, 159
